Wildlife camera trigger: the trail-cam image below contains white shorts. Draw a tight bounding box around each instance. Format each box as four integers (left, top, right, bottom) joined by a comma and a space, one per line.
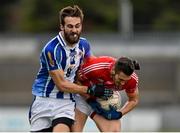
29, 96, 75, 131
74, 94, 93, 116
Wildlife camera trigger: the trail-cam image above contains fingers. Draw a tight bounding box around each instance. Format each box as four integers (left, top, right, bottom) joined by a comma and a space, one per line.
104, 88, 113, 97
109, 105, 116, 110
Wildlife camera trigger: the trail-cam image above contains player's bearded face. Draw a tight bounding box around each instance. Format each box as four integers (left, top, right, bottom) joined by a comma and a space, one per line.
64, 29, 81, 44
62, 17, 82, 45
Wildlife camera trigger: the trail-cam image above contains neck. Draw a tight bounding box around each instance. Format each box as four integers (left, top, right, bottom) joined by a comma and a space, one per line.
67, 42, 76, 48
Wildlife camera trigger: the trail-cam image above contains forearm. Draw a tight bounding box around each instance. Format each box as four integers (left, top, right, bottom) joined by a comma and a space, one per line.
49, 69, 112, 97
118, 89, 139, 116
57, 80, 88, 94
49, 69, 88, 94
118, 99, 138, 116
76, 79, 91, 99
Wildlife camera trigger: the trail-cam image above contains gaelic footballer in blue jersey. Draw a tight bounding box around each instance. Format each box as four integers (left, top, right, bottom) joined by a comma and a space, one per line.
29, 5, 113, 132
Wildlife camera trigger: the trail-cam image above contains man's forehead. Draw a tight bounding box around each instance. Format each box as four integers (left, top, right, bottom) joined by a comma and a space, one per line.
64, 17, 81, 24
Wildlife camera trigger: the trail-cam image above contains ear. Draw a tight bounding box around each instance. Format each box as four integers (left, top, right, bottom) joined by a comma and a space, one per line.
60, 24, 64, 31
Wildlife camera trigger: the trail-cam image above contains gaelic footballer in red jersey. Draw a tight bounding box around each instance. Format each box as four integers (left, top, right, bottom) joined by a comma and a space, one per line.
78, 56, 139, 93
72, 56, 140, 132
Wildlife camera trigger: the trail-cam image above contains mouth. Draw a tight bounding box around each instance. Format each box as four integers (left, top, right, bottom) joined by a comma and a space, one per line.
67, 33, 79, 44
70, 33, 78, 38
73, 34, 77, 38
69, 33, 78, 41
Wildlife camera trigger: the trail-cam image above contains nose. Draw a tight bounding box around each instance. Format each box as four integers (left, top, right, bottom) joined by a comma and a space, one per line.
71, 26, 77, 33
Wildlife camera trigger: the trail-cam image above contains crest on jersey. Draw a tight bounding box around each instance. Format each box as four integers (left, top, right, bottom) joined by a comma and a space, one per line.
47, 51, 55, 67
69, 51, 77, 57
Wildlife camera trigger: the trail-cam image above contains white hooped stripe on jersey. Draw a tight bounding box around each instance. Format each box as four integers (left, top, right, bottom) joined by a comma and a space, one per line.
131, 72, 138, 82
83, 62, 111, 71
84, 67, 110, 75
83, 65, 110, 74
83, 63, 111, 74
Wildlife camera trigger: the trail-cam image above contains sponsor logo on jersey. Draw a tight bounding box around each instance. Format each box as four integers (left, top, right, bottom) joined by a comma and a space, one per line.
47, 51, 55, 67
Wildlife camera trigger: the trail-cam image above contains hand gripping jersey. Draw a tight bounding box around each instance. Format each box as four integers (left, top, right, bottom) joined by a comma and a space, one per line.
78, 56, 139, 93
32, 32, 91, 99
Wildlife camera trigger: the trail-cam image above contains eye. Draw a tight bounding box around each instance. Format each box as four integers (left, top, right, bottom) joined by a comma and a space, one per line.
67, 24, 73, 28
119, 78, 125, 82
75, 24, 81, 28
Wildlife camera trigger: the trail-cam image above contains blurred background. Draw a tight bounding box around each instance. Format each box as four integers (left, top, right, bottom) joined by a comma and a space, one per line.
0, 0, 180, 131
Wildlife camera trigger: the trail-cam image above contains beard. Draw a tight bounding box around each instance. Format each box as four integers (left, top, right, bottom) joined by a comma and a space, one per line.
63, 30, 81, 45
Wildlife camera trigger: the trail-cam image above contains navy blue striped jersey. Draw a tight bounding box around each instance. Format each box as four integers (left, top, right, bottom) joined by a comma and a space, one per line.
32, 32, 92, 99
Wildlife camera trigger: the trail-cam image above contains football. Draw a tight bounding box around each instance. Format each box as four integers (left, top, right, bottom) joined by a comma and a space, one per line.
96, 91, 121, 111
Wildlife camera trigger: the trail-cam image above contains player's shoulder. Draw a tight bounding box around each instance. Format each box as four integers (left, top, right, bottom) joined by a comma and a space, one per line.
82, 56, 114, 67
127, 72, 139, 86
123, 72, 139, 93
43, 36, 59, 52
130, 72, 139, 83
79, 37, 89, 44
78, 37, 91, 51
80, 37, 87, 41
125, 72, 139, 87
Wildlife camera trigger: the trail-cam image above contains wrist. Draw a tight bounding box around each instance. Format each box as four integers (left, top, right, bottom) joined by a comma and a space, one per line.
119, 111, 123, 118
84, 86, 89, 93
87, 85, 95, 95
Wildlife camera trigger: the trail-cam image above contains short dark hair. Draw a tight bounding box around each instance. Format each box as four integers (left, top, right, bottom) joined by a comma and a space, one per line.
59, 5, 84, 26
114, 57, 140, 76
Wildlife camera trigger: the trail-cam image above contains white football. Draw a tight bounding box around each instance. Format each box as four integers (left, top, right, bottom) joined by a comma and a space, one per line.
96, 91, 121, 111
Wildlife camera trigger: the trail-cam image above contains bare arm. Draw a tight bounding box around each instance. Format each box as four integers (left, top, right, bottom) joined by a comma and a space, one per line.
49, 69, 88, 94
118, 88, 139, 116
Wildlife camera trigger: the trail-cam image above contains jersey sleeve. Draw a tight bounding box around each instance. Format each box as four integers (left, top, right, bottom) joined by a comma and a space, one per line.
81, 38, 93, 58
84, 42, 92, 58
41, 44, 61, 71
125, 81, 138, 93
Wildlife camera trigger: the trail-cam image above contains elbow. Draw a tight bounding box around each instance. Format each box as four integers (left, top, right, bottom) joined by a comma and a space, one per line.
133, 98, 139, 107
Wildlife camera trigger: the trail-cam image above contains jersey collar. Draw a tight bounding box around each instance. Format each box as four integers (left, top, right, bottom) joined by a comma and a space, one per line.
58, 32, 79, 50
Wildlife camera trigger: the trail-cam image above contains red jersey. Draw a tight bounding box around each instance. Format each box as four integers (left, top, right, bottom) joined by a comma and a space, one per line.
78, 56, 138, 93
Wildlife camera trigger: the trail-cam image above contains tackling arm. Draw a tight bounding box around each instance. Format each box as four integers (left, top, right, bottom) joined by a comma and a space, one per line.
49, 69, 88, 94
49, 69, 113, 97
